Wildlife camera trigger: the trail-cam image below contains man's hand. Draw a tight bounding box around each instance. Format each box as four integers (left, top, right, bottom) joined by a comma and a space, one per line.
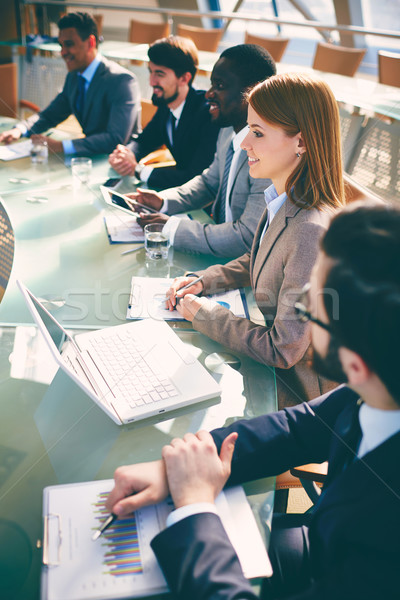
109, 144, 137, 176
106, 460, 169, 517
162, 431, 238, 508
0, 128, 22, 144
175, 294, 210, 321
137, 212, 169, 227
126, 188, 163, 211
30, 134, 63, 153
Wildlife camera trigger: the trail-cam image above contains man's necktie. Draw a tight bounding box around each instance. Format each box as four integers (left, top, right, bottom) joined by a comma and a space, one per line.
75, 74, 86, 121
215, 141, 234, 224
168, 112, 177, 146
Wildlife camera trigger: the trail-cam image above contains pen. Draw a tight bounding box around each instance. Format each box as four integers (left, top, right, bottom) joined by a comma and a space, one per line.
121, 245, 144, 256
175, 275, 204, 304
92, 513, 117, 541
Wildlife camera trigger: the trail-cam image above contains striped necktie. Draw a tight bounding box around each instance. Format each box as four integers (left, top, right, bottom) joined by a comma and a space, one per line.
168, 112, 177, 146
75, 74, 86, 121
215, 141, 234, 224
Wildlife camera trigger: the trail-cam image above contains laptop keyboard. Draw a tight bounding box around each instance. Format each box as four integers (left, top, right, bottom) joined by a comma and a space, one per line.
86, 330, 179, 408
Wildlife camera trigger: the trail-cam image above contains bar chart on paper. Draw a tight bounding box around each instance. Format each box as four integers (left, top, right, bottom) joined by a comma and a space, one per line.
41, 480, 171, 600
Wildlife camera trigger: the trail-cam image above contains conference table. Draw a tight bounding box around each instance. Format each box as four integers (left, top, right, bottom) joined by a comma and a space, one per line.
0, 125, 277, 599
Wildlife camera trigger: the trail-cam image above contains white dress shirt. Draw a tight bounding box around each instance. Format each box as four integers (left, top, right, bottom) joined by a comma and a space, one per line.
259, 184, 287, 244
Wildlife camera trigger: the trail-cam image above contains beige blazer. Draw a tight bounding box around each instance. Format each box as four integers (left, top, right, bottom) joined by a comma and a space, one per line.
193, 197, 338, 407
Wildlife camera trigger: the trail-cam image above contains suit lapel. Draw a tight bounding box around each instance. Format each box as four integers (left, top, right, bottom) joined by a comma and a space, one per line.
252, 198, 301, 289
172, 88, 195, 147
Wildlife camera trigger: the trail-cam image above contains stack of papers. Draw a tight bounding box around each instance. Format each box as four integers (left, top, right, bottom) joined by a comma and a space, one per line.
104, 214, 144, 243
0, 140, 33, 161
127, 277, 249, 321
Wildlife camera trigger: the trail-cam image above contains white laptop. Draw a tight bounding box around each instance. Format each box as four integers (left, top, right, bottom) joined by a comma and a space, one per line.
18, 281, 221, 425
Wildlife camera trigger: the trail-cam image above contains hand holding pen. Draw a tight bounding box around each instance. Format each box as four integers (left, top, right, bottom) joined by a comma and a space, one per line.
165, 275, 204, 311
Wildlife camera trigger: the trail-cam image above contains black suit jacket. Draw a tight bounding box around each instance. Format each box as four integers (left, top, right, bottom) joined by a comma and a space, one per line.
24, 56, 140, 155
152, 386, 400, 599
129, 87, 219, 189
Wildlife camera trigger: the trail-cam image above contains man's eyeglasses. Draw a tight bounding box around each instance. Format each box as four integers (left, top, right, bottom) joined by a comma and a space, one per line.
294, 283, 333, 333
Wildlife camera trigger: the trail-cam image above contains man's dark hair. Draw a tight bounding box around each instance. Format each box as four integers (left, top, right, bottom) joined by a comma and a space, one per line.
321, 201, 400, 402
58, 12, 99, 47
148, 36, 199, 85
219, 44, 276, 90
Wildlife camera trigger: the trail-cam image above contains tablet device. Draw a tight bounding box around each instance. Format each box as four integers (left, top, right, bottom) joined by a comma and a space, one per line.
100, 186, 157, 216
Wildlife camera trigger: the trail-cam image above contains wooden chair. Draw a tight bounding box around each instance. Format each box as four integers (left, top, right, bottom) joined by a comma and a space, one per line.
0, 202, 14, 304
140, 99, 157, 129
275, 462, 328, 513
0, 63, 39, 119
129, 19, 170, 45
176, 24, 223, 52
313, 42, 366, 77
378, 50, 400, 88
93, 14, 104, 37
244, 32, 289, 62
344, 173, 384, 204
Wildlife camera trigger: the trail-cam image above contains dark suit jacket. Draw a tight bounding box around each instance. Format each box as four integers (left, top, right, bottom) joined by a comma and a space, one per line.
152, 386, 400, 599
24, 56, 140, 155
129, 87, 219, 189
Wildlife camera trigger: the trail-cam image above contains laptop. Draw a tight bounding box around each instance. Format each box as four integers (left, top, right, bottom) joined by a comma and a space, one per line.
18, 281, 221, 425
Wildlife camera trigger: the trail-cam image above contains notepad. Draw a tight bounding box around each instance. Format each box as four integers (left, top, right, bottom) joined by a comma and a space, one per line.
126, 276, 249, 321
0, 139, 33, 161
41, 479, 272, 600
104, 214, 144, 244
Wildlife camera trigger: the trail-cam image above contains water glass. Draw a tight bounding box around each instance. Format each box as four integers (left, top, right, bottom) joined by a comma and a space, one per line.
71, 157, 92, 188
144, 223, 170, 260
31, 140, 48, 164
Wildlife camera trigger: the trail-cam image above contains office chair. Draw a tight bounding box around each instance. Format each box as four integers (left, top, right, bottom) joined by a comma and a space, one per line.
129, 19, 170, 45
0, 203, 14, 304
378, 50, 400, 87
275, 462, 328, 513
0, 63, 39, 119
313, 42, 366, 77
244, 32, 289, 62
176, 24, 223, 52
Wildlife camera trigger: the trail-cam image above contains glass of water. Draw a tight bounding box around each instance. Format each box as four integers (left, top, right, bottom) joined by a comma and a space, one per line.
31, 140, 48, 164
144, 223, 170, 260
71, 157, 92, 189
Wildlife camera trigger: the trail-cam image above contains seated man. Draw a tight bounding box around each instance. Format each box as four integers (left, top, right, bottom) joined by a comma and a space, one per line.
0, 12, 140, 156
129, 44, 276, 258
107, 202, 400, 599
109, 35, 219, 190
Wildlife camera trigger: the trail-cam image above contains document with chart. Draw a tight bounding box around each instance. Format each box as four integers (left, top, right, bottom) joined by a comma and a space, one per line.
126, 277, 249, 321
41, 479, 271, 600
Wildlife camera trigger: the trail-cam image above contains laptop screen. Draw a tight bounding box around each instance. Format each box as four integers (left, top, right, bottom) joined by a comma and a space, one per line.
27, 291, 68, 354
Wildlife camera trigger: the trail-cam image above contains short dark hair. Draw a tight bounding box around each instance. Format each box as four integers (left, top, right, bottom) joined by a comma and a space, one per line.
220, 44, 276, 90
321, 201, 400, 402
58, 12, 99, 47
148, 36, 199, 85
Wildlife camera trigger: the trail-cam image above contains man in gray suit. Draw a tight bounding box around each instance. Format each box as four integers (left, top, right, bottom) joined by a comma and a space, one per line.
0, 12, 140, 156
130, 44, 276, 258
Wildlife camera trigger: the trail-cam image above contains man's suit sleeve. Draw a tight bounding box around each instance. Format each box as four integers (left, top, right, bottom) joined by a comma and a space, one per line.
23, 85, 72, 134
171, 175, 266, 256
128, 109, 167, 161
72, 72, 140, 155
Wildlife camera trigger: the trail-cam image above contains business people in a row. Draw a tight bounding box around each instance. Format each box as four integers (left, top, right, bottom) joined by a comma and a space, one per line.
107, 201, 400, 600
129, 44, 277, 258
108, 35, 220, 190
0, 12, 141, 155
166, 73, 345, 406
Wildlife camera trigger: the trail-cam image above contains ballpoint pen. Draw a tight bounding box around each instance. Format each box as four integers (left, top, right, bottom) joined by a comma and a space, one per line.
175, 275, 204, 304
121, 245, 144, 256
92, 513, 117, 541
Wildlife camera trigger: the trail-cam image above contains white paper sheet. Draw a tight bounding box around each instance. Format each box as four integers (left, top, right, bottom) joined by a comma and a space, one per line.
0, 140, 33, 161
104, 214, 144, 243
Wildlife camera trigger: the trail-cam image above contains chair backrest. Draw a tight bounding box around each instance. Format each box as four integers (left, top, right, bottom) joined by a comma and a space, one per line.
0, 202, 15, 304
93, 14, 104, 37
244, 32, 289, 62
141, 98, 157, 129
378, 50, 400, 87
313, 42, 366, 77
129, 19, 170, 45
176, 24, 223, 52
0, 63, 17, 118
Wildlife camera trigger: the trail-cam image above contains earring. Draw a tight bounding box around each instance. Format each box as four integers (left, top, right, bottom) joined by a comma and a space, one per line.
296, 152, 301, 158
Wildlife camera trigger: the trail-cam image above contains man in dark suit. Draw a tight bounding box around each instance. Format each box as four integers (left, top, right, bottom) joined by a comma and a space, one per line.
108, 35, 219, 190
0, 12, 140, 156
107, 202, 400, 599
129, 44, 276, 257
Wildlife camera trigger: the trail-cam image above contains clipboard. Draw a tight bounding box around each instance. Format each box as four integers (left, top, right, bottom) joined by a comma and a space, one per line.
126, 277, 250, 321
41, 479, 271, 600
